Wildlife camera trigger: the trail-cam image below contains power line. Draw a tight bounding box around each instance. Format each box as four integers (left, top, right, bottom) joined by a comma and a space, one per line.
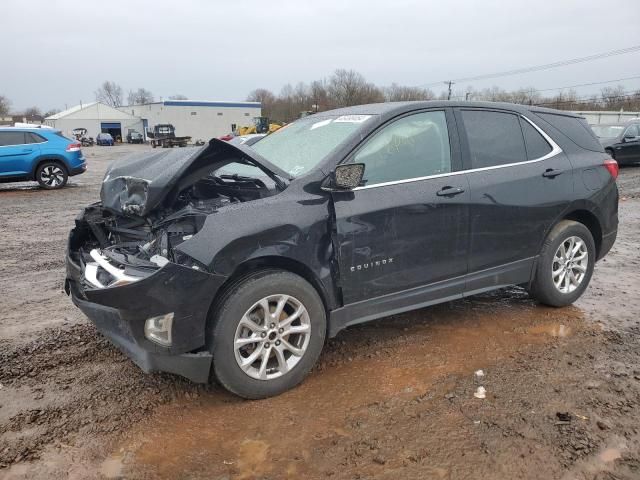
450, 75, 640, 100
531, 75, 640, 94
418, 45, 640, 88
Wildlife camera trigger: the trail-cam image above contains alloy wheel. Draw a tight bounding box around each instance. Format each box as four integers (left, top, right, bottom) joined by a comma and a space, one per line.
552, 236, 589, 294
40, 165, 65, 187
234, 294, 311, 380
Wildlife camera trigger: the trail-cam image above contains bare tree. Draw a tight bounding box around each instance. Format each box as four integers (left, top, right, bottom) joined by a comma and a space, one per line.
0, 95, 10, 116
327, 69, 384, 107
127, 88, 154, 105
384, 83, 434, 102
247, 88, 276, 117
43, 108, 60, 118
95, 81, 124, 107
168, 94, 188, 100
23, 106, 42, 118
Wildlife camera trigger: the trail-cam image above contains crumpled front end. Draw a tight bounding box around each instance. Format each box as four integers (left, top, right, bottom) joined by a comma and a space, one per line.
65, 204, 227, 383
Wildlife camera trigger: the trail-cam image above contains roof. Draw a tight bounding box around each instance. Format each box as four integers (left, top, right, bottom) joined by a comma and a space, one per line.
45, 102, 99, 120
0, 126, 59, 132
313, 101, 583, 118
127, 100, 261, 108
46, 102, 139, 120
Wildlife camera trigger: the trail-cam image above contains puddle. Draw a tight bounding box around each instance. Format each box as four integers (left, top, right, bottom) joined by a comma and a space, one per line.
110, 293, 586, 479
528, 323, 572, 337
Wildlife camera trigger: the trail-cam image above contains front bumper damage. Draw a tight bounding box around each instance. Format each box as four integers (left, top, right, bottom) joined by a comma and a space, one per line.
65, 227, 227, 383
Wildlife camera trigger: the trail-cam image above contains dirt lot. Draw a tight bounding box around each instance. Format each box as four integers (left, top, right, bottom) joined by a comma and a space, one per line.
1, 144, 640, 480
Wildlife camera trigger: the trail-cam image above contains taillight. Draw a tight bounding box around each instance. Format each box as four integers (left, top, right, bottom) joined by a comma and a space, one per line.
603, 158, 619, 180
219, 134, 233, 141
66, 142, 81, 152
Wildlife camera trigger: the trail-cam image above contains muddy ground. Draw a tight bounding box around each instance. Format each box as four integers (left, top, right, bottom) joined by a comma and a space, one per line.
1, 144, 639, 479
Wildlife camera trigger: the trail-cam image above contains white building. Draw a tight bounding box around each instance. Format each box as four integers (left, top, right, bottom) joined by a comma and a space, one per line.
44, 102, 143, 141
126, 100, 262, 141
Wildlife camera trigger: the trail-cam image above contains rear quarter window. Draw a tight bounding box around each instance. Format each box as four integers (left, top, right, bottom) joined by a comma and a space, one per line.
534, 113, 603, 152
27, 132, 46, 143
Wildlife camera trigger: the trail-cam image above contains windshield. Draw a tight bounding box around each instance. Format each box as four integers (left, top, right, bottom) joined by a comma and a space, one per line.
591, 125, 624, 138
251, 114, 375, 177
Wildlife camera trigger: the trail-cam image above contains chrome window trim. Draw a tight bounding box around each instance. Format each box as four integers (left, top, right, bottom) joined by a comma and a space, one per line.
353, 114, 562, 191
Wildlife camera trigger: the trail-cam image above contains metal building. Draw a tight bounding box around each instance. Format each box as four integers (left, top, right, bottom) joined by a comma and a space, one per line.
44, 102, 143, 141
126, 100, 262, 142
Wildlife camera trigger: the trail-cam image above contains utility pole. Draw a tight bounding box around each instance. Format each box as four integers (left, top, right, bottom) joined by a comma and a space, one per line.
445, 81, 454, 100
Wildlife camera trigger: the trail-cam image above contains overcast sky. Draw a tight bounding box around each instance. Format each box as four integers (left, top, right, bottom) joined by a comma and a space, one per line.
2, 0, 640, 111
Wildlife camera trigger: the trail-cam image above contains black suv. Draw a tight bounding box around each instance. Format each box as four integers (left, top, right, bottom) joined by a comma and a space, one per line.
591, 120, 640, 165
126, 130, 144, 144
66, 101, 618, 399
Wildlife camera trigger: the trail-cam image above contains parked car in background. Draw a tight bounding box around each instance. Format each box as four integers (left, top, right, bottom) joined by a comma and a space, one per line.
96, 133, 114, 146
126, 130, 144, 144
591, 121, 640, 165
226, 134, 266, 147
66, 101, 618, 399
0, 127, 86, 189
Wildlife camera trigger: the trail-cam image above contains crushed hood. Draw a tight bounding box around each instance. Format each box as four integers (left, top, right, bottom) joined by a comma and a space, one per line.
100, 138, 291, 216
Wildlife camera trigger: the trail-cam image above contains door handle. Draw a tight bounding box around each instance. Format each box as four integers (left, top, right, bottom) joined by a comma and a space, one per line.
542, 168, 563, 178
22, 149, 33, 153
436, 186, 465, 197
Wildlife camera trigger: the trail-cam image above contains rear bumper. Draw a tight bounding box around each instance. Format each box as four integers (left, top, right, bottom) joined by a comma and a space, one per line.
65, 232, 228, 383
69, 162, 87, 176
598, 228, 617, 261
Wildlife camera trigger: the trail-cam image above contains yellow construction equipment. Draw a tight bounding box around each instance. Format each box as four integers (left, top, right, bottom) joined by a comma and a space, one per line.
236, 117, 282, 136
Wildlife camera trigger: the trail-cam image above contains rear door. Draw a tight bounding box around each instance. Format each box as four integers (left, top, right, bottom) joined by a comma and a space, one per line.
0, 131, 41, 177
332, 109, 470, 305
455, 108, 571, 292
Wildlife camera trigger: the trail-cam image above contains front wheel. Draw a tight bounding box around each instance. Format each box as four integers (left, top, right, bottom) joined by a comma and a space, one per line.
36, 161, 68, 189
210, 270, 326, 399
529, 220, 595, 307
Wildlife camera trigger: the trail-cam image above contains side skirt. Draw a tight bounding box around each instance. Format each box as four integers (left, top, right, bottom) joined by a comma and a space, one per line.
328, 257, 536, 337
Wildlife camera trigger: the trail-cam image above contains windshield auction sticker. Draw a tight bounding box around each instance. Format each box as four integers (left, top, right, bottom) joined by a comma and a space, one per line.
334, 115, 372, 123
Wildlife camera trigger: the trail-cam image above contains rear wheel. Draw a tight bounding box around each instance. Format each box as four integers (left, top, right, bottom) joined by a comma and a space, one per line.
36, 161, 68, 189
210, 270, 326, 399
529, 220, 595, 307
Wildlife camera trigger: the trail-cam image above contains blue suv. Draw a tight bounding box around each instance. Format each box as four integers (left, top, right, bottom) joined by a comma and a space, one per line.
0, 127, 86, 189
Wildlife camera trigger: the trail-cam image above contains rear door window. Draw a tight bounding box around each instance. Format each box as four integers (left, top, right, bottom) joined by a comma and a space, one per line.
352, 110, 452, 185
0, 131, 27, 146
460, 110, 526, 169
520, 118, 553, 160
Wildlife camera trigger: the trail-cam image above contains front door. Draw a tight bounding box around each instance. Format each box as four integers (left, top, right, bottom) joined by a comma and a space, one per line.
0, 131, 41, 177
332, 109, 469, 305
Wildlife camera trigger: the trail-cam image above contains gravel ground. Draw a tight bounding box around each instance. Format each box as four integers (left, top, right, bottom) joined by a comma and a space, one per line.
0, 145, 639, 479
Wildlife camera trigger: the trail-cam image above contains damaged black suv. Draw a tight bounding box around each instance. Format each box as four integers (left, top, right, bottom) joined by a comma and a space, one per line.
66, 102, 618, 399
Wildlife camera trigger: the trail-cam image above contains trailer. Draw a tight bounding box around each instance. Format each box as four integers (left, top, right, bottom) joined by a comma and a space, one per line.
148, 124, 191, 148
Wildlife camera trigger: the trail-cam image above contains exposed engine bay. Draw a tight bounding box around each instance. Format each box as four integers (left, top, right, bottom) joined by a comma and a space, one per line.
71, 171, 277, 289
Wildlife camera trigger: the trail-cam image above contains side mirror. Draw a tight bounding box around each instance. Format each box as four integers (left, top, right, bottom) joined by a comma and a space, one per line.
623, 134, 635, 142
324, 163, 365, 191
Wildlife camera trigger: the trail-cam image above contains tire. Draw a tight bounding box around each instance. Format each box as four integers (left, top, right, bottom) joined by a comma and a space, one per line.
529, 220, 595, 307
210, 270, 326, 399
35, 161, 68, 189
